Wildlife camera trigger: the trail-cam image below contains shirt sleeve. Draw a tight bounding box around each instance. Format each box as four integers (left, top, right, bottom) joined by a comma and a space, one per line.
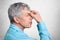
37, 21, 51, 40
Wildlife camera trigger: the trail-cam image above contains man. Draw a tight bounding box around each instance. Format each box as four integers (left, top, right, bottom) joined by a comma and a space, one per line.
4, 2, 51, 40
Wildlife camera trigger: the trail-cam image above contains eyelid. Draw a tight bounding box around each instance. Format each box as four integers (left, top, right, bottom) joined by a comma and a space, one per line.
26, 13, 29, 16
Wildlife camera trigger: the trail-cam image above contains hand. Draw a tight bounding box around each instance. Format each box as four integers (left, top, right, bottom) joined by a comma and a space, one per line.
29, 10, 42, 23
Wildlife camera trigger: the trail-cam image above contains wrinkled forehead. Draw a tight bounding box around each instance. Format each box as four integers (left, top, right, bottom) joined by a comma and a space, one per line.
19, 7, 31, 16
22, 6, 30, 11
21, 7, 31, 13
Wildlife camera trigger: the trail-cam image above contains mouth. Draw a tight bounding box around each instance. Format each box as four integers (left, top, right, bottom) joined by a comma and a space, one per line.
30, 22, 32, 24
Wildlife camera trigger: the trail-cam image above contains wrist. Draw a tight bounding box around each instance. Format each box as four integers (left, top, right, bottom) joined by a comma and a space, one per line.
37, 19, 42, 23
37, 16, 42, 23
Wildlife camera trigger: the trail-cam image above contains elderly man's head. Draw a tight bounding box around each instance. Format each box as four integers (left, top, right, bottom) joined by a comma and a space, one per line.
8, 2, 33, 28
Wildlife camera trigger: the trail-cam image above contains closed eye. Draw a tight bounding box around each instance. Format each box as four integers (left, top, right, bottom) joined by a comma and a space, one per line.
26, 13, 30, 16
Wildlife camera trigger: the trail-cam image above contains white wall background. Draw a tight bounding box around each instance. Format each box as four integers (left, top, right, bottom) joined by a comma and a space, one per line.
0, 0, 60, 40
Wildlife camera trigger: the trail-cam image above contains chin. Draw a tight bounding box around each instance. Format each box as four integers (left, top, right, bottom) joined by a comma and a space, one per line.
26, 25, 32, 28
24, 23, 32, 28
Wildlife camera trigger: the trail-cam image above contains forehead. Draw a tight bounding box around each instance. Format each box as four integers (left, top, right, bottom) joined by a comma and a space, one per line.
22, 7, 30, 11
19, 7, 31, 17
22, 7, 30, 14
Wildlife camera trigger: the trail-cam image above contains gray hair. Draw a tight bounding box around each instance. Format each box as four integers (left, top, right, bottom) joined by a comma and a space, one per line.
8, 2, 30, 23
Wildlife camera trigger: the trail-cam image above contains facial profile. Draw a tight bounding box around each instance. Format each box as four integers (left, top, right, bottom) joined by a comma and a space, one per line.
14, 7, 33, 28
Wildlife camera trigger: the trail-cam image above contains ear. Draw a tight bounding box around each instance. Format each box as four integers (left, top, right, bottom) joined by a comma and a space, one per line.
13, 16, 20, 23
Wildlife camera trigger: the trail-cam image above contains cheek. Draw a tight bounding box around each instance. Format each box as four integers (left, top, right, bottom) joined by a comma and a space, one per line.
22, 19, 29, 26
20, 18, 30, 27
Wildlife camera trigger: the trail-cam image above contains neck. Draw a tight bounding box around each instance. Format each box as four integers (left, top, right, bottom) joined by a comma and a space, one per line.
13, 22, 25, 31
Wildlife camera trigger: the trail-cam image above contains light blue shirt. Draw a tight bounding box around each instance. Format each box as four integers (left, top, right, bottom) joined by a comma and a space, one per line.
4, 21, 51, 40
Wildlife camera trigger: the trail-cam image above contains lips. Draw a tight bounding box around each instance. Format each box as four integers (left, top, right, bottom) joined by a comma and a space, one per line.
30, 22, 32, 24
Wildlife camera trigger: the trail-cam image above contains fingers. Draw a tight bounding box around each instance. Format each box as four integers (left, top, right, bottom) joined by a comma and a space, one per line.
28, 10, 42, 22
29, 10, 39, 17
30, 10, 37, 15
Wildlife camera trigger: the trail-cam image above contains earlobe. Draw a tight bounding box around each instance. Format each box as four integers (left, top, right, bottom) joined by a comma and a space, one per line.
14, 16, 20, 23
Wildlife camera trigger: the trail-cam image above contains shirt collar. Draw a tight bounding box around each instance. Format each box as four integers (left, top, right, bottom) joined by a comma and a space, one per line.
9, 23, 23, 33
